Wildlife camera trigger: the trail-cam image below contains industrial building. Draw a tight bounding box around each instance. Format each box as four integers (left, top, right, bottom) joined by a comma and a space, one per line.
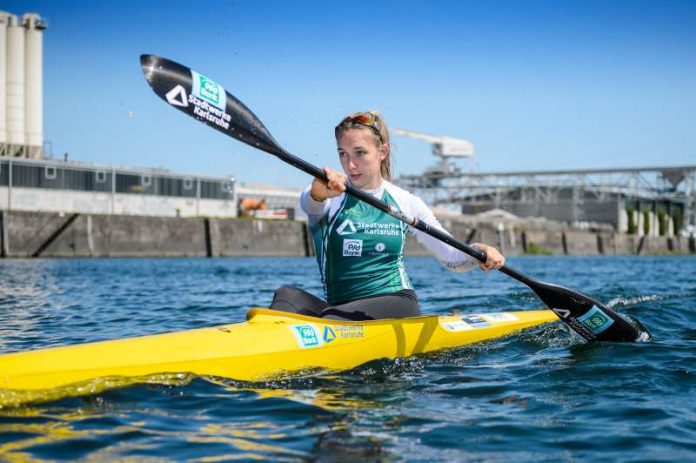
0, 11, 305, 220
395, 130, 695, 237
0, 11, 45, 158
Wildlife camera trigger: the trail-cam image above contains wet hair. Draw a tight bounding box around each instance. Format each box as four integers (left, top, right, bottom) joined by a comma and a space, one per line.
334, 110, 392, 181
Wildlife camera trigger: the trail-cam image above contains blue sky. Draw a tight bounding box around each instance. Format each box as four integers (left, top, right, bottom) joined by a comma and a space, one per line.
4, 0, 695, 188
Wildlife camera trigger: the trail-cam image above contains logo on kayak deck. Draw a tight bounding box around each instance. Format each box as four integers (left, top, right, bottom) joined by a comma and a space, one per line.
343, 239, 363, 257
323, 326, 336, 343
441, 320, 473, 332
290, 324, 323, 348
191, 71, 226, 109
461, 315, 491, 328
577, 306, 614, 334
336, 219, 357, 235
482, 313, 518, 322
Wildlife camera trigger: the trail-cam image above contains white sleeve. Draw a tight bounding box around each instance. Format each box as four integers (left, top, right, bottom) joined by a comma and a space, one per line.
409, 196, 478, 273
300, 185, 330, 227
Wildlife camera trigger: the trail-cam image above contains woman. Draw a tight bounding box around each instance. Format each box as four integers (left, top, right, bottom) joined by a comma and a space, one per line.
271, 111, 505, 320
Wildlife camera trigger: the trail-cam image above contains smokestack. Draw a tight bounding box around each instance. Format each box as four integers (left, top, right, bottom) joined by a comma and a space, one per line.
0, 12, 8, 153
5, 13, 24, 156
24, 13, 46, 159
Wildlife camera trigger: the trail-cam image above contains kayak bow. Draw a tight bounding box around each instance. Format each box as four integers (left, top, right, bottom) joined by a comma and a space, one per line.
0, 308, 558, 398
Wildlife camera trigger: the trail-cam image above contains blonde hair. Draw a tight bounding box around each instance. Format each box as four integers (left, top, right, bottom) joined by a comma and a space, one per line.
334, 110, 392, 181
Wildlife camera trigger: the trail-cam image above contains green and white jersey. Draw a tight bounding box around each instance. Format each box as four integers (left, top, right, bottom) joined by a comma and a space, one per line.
302, 180, 476, 305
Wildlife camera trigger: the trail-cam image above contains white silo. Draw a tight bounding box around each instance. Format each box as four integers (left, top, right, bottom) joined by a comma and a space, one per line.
24, 13, 45, 159
6, 13, 25, 157
0, 12, 8, 153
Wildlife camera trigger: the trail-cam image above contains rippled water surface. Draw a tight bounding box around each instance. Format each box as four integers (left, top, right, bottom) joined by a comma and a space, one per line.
0, 256, 694, 461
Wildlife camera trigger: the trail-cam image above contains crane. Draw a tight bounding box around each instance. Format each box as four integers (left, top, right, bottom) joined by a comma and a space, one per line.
391, 128, 474, 158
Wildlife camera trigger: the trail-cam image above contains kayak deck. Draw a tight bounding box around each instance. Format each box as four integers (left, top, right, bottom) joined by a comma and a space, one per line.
0, 308, 558, 399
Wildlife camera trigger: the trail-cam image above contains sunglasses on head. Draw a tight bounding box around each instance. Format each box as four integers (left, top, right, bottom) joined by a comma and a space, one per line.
335, 113, 383, 143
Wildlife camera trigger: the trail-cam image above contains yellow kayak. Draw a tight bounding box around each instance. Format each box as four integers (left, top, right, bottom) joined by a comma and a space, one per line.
0, 308, 558, 404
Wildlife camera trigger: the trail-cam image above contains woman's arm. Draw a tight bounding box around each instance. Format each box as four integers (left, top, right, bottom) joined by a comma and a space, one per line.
410, 196, 505, 272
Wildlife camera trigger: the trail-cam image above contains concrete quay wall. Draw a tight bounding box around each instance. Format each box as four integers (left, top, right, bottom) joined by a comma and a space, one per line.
403, 217, 695, 257
0, 210, 693, 258
0, 210, 309, 258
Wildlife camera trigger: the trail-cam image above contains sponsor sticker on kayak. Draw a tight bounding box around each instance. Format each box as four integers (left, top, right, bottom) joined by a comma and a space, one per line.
333, 325, 364, 339
441, 319, 473, 332
461, 315, 491, 328
323, 326, 336, 343
440, 314, 499, 332
482, 313, 519, 323
290, 324, 323, 349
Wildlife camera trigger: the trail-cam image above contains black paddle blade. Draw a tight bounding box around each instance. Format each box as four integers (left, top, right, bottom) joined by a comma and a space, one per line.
140, 54, 282, 157
529, 280, 651, 342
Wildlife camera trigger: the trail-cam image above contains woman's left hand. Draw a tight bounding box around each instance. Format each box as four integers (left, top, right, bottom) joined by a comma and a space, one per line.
471, 243, 505, 272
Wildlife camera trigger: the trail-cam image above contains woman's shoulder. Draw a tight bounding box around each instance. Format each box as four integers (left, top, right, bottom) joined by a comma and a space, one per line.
383, 180, 428, 209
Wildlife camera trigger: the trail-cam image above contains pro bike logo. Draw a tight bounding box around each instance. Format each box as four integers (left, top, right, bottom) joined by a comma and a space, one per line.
343, 239, 363, 257
336, 219, 356, 236
577, 306, 614, 334
290, 324, 323, 348
191, 71, 226, 109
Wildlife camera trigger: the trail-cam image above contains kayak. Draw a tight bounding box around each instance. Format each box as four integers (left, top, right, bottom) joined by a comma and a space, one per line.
0, 308, 558, 403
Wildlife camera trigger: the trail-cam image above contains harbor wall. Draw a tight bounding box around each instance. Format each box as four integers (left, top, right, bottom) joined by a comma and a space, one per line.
0, 210, 692, 258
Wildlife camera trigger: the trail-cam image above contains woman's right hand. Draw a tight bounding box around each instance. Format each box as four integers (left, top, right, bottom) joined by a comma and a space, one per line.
310, 167, 347, 201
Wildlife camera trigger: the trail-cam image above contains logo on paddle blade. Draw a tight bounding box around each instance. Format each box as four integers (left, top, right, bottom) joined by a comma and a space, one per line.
166, 85, 188, 107
577, 306, 614, 334
191, 71, 226, 110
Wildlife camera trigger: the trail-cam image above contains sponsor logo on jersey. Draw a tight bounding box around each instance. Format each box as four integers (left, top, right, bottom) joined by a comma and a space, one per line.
343, 239, 363, 256
375, 242, 386, 252
336, 219, 357, 235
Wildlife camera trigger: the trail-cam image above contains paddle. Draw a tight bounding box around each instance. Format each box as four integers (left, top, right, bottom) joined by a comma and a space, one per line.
140, 54, 650, 343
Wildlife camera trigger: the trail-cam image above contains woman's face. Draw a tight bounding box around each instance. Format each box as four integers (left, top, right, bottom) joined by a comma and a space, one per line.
337, 129, 387, 190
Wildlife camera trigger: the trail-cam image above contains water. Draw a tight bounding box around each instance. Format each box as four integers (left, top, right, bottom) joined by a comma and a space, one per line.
0, 256, 694, 461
